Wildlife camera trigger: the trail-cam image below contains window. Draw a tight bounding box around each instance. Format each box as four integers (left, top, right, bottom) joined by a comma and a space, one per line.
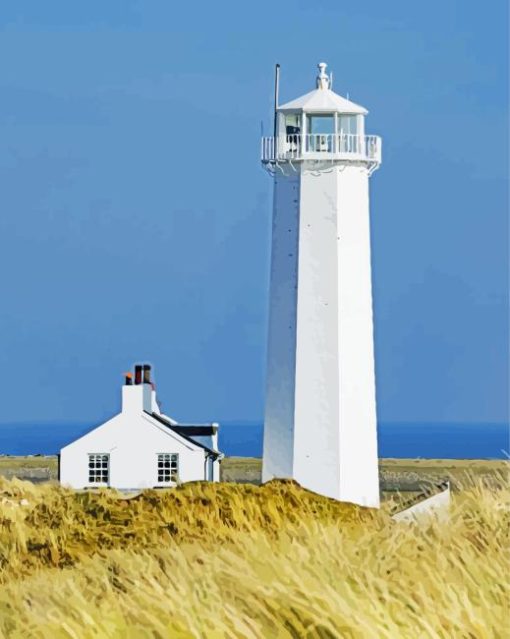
338, 115, 359, 135
157, 453, 179, 483
88, 454, 109, 484
285, 114, 301, 136
307, 115, 335, 135
306, 115, 335, 152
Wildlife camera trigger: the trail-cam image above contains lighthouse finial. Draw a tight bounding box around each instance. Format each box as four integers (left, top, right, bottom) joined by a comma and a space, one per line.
316, 62, 330, 90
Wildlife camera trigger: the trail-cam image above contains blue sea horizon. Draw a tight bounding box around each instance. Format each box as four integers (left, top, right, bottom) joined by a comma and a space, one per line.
0, 421, 508, 460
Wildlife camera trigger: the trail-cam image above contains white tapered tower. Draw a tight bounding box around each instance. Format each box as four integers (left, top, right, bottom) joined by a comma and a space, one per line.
261, 63, 382, 507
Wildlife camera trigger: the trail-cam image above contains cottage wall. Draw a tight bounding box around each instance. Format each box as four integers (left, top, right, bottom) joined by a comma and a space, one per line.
60, 412, 206, 490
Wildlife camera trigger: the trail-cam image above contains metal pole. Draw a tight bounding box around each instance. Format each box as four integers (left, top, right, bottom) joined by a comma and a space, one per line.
273, 63, 280, 140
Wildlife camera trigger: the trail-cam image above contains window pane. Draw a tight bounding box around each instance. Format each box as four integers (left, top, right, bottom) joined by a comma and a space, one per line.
307, 115, 334, 135
285, 114, 300, 136
338, 115, 358, 135
157, 454, 178, 483
88, 454, 109, 484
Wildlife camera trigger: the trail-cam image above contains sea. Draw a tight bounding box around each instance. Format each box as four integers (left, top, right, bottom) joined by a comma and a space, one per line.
0, 421, 508, 459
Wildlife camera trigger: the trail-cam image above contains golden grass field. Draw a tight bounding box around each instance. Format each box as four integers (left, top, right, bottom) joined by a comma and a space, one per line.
0, 468, 508, 638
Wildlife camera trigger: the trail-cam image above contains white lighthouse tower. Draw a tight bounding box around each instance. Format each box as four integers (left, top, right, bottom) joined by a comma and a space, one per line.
261, 63, 382, 507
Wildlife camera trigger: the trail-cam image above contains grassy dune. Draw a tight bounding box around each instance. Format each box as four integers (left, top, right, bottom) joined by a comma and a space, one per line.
0, 478, 372, 581
0, 474, 508, 638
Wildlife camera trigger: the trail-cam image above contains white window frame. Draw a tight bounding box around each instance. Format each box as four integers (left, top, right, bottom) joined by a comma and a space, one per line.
157, 453, 179, 484
88, 453, 110, 486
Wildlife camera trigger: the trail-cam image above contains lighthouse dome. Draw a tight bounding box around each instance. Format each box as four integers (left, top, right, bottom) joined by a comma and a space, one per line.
278, 62, 368, 115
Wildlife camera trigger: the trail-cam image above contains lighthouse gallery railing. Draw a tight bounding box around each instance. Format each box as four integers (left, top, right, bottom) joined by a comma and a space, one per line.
261, 133, 381, 164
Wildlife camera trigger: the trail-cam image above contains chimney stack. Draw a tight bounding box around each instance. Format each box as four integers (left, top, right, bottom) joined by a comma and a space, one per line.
122, 364, 153, 413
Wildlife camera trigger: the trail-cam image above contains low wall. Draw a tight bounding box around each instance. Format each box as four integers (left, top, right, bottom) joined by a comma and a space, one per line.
392, 484, 450, 523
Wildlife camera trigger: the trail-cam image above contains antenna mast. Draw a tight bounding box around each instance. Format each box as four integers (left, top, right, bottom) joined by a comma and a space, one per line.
273, 63, 280, 139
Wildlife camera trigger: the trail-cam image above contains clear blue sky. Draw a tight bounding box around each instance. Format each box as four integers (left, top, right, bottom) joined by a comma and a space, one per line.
0, 1, 507, 425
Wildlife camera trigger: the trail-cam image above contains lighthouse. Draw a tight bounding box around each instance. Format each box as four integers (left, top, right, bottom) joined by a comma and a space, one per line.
261, 63, 382, 507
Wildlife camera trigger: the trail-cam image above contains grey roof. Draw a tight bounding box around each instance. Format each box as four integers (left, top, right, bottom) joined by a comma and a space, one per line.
172, 425, 217, 436
146, 411, 220, 457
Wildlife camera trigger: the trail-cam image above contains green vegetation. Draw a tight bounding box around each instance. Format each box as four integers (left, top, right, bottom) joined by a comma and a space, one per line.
0, 455, 57, 482
220, 456, 261, 483
379, 458, 508, 492
0, 474, 508, 637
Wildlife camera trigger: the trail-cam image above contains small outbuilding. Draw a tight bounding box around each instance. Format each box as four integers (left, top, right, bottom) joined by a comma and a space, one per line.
59, 364, 222, 490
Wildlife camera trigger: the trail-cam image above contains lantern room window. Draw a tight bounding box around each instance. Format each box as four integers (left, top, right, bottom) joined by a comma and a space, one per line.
306, 115, 335, 152
338, 115, 359, 135
285, 114, 301, 136
307, 114, 335, 135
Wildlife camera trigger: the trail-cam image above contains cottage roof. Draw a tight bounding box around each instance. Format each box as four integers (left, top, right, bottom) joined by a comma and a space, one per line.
172, 425, 218, 436
147, 411, 219, 457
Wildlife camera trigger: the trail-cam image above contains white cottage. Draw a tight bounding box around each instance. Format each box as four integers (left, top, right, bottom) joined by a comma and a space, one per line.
59, 364, 222, 490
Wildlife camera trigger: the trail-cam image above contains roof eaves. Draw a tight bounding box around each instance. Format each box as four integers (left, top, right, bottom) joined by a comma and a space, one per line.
278, 90, 368, 115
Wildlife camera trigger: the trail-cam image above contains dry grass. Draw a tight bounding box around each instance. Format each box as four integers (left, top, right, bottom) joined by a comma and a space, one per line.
0, 476, 508, 638
0, 478, 375, 582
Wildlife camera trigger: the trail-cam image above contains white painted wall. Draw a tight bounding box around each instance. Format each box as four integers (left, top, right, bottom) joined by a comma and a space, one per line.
191, 432, 221, 481
121, 384, 152, 414
263, 173, 300, 480
293, 167, 341, 500
392, 487, 450, 523
335, 166, 379, 507
213, 458, 220, 481
60, 412, 206, 489
263, 162, 380, 507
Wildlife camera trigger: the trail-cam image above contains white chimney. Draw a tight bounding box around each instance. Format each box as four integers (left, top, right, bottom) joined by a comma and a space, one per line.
121, 364, 153, 414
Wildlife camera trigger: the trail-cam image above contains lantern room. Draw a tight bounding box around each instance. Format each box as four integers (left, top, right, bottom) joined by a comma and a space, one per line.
261, 62, 381, 170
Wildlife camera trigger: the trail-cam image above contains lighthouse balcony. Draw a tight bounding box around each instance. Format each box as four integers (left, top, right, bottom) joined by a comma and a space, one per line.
261, 133, 382, 168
